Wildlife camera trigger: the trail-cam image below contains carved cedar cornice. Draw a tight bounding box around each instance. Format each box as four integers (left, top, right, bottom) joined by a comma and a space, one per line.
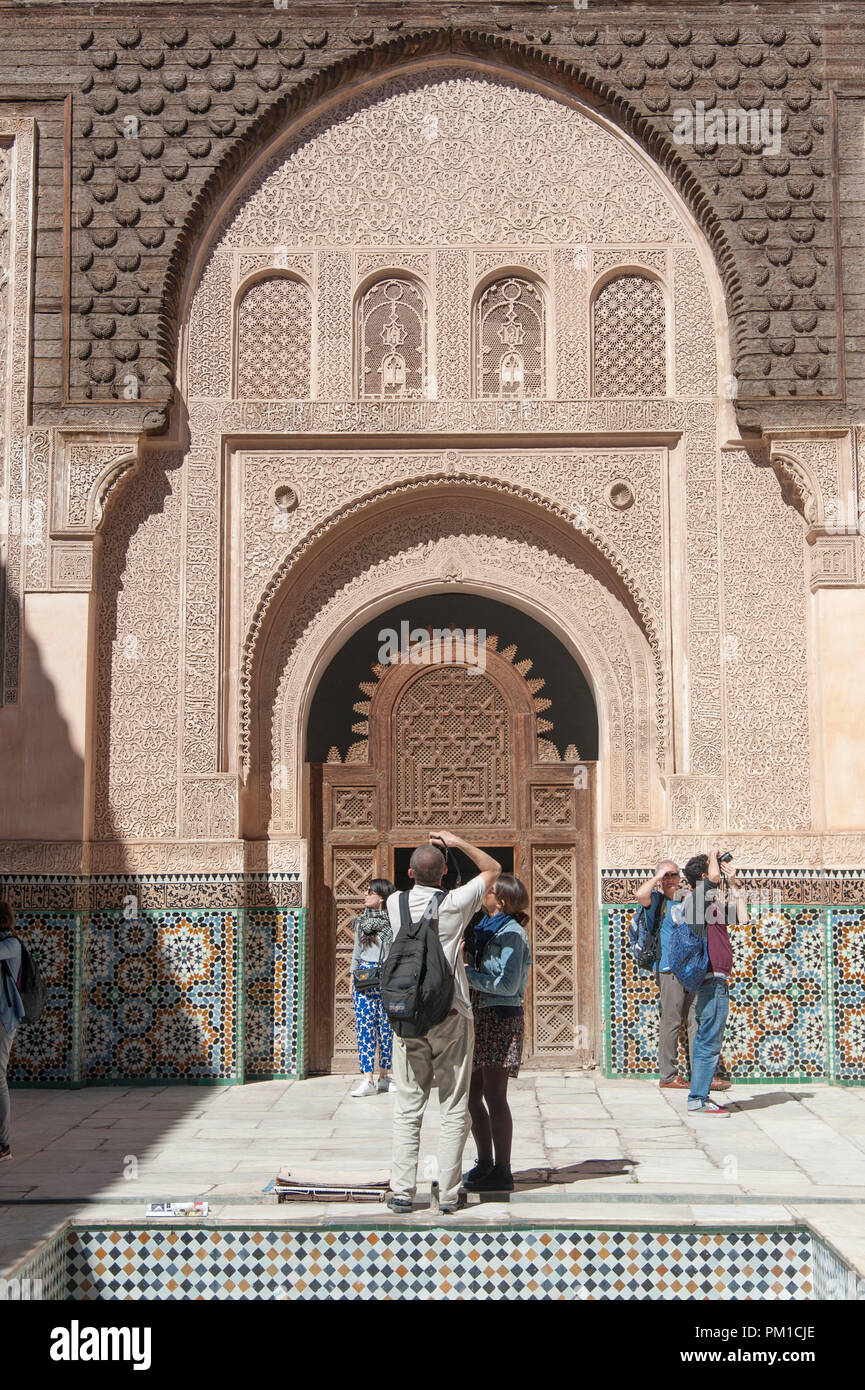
57, 12, 835, 418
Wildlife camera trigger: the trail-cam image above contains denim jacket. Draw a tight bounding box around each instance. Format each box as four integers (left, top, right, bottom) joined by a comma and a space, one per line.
465, 918, 531, 1008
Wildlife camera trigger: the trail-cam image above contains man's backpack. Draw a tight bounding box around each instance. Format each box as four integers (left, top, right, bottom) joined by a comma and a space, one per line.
0, 932, 46, 1025
380, 891, 453, 1038
627, 894, 665, 974
666, 897, 710, 993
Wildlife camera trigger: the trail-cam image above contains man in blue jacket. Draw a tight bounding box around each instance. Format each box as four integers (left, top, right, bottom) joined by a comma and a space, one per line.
636, 862, 731, 1093
0, 902, 24, 1162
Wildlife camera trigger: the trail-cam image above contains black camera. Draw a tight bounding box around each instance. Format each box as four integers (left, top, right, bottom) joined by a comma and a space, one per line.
718, 851, 733, 864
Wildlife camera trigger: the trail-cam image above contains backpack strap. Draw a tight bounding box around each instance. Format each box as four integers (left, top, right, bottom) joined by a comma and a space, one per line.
398, 889, 447, 937
398, 892, 413, 934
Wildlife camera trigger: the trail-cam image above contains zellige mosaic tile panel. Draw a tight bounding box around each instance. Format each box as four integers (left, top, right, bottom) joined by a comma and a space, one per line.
82, 909, 238, 1081
603, 905, 829, 1082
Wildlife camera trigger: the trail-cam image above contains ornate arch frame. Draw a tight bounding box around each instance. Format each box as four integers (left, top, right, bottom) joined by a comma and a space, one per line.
240, 471, 664, 774
243, 482, 659, 844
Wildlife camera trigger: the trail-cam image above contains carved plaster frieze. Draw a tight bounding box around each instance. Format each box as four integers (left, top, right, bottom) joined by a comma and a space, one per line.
50, 542, 94, 592
667, 776, 726, 832
601, 833, 865, 872
256, 502, 656, 838
807, 534, 859, 589
51, 435, 139, 535
180, 776, 239, 841
239, 470, 667, 779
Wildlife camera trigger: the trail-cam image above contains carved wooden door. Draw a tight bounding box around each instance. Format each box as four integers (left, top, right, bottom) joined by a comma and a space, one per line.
310, 645, 596, 1074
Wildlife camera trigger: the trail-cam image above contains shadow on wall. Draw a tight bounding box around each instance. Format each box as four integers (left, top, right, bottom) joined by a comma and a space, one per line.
0, 461, 297, 1272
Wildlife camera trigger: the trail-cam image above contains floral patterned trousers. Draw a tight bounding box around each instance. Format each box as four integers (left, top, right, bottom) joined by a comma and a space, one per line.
353, 986, 393, 1073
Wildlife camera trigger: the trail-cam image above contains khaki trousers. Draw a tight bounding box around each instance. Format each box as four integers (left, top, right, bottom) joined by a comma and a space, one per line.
658, 971, 697, 1083
391, 1009, 474, 1207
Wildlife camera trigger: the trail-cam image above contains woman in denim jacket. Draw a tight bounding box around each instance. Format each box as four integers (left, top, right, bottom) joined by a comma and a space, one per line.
463, 874, 532, 1193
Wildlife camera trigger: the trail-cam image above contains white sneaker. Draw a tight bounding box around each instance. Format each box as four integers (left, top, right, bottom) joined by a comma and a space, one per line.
378, 1075, 397, 1093
351, 1078, 378, 1097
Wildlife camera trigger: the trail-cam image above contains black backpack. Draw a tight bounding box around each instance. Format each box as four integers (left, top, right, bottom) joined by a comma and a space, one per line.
0, 930, 46, 1025
380, 891, 453, 1038
627, 893, 665, 975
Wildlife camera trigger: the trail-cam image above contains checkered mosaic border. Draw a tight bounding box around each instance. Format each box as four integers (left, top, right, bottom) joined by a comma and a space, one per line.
602, 903, 864, 1083
63, 1227, 813, 1301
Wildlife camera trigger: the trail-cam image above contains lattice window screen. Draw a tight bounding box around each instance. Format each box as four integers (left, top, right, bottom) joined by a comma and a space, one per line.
236, 276, 312, 399
395, 667, 510, 826
476, 277, 545, 398
592, 274, 666, 396
358, 277, 426, 398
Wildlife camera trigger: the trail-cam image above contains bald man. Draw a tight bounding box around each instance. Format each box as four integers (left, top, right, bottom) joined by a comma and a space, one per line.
386, 832, 501, 1214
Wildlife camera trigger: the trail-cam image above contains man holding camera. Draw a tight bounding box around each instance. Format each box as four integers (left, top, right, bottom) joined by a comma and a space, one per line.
385, 831, 501, 1214
637, 862, 731, 1093
681, 850, 748, 1117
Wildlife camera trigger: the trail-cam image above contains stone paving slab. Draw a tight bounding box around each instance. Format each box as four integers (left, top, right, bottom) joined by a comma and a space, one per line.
2, 1073, 864, 1279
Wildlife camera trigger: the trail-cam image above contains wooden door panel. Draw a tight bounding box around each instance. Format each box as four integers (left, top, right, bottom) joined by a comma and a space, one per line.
530, 845, 578, 1055
331, 846, 377, 1067
311, 649, 597, 1073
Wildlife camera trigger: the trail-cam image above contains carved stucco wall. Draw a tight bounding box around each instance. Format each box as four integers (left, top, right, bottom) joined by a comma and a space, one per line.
78, 63, 862, 872
0, 119, 36, 706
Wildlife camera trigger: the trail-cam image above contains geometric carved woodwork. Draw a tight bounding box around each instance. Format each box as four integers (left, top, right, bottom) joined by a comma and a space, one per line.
332, 787, 376, 829
531, 786, 574, 827
314, 641, 592, 1070
395, 667, 510, 827
331, 847, 377, 1061
531, 846, 579, 1054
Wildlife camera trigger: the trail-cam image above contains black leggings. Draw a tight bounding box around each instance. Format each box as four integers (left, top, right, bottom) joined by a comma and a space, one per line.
468, 1065, 513, 1169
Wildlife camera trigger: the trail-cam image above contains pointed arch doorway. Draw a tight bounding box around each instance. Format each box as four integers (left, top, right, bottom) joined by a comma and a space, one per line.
307, 604, 599, 1075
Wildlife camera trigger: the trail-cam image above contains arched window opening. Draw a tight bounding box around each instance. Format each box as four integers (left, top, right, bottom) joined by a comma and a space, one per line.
235, 276, 312, 400
476, 276, 545, 398
358, 277, 427, 398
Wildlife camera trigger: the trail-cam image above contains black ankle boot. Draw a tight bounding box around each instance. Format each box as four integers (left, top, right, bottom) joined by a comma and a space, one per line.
463, 1158, 494, 1189
474, 1164, 514, 1192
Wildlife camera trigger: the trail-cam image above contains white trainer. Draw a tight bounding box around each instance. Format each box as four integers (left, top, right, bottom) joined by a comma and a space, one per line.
378, 1075, 397, 1093
351, 1077, 378, 1098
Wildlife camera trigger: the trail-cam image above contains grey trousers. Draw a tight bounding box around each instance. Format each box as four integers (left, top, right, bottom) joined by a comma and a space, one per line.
391, 1009, 474, 1207
0, 1025, 13, 1148
658, 971, 697, 1082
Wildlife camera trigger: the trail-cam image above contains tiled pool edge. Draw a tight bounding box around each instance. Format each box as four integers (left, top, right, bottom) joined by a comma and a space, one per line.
4, 1216, 864, 1301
